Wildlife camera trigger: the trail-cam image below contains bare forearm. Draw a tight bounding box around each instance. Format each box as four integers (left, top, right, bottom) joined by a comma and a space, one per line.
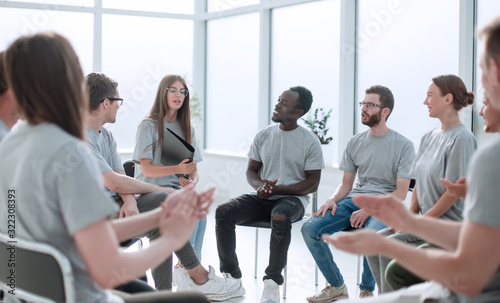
423, 192, 458, 218
247, 170, 263, 190
409, 189, 420, 214
330, 183, 352, 203
111, 208, 161, 242
100, 236, 179, 288
142, 164, 180, 178
106, 173, 170, 194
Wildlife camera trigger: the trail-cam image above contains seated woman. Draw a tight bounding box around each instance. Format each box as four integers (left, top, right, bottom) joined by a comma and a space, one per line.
0, 32, 211, 303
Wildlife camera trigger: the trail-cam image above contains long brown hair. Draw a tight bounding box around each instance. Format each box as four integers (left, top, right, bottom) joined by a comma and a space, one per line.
147, 74, 192, 150
4, 32, 86, 139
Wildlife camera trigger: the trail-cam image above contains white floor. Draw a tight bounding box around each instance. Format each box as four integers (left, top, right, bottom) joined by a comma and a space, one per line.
135, 203, 369, 303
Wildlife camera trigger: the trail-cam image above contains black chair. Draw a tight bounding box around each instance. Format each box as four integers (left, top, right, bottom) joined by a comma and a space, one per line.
0, 233, 75, 303
123, 159, 135, 178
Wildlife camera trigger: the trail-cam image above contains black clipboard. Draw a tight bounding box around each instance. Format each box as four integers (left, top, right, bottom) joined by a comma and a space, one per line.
160, 128, 195, 178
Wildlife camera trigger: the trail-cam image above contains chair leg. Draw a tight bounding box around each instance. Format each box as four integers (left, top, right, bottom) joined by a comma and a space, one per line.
254, 228, 259, 279
315, 264, 318, 286
357, 255, 361, 286
283, 265, 287, 299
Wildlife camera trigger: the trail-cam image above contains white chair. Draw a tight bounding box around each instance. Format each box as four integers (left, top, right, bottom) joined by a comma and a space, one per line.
0, 233, 75, 303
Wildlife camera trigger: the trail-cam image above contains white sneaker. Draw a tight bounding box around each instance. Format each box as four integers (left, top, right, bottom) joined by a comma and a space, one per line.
306, 284, 349, 303
173, 265, 189, 290
183, 265, 244, 301
223, 273, 246, 296
261, 279, 280, 303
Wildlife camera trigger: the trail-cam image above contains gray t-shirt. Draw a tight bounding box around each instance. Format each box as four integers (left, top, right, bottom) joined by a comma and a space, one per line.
0, 120, 9, 143
85, 124, 124, 197
340, 129, 415, 197
411, 124, 476, 221
0, 122, 119, 303
133, 118, 202, 188
247, 124, 325, 209
454, 138, 500, 303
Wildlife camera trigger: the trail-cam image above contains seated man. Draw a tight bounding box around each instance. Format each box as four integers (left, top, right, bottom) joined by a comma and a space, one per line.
301, 85, 415, 301
0, 51, 19, 142
85, 72, 243, 301
216, 86, 324, 303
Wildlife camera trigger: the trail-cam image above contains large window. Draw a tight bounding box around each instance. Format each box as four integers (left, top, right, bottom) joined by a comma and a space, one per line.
207, 0, 259, 12
101, 15, 193, 151
206, 13, 260, 154
357, 0, 460, 150
103, 0, 194, 14
271, 0, 341, 165
0, 7, 93, 73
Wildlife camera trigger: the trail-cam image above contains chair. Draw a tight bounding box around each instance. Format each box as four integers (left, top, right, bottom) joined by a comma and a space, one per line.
0, 233, 75, 303
236, 192, 317, 299
123, 159, 136, 178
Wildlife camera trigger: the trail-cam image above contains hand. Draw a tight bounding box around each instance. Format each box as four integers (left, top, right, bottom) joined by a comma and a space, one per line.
441, 177, 467, 199
322, 229, 386, 256
119, 200, 139, 218
176, 159, 195, 175
257, 178, 278, 199
180, 176, 194, 188
352, 194, 415, 233
350, 209, 370, 228
314, 199, 337, 218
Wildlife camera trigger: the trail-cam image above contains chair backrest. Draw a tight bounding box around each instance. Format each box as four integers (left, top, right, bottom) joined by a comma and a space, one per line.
123, 159, 135, 178
0, 233, 75, 303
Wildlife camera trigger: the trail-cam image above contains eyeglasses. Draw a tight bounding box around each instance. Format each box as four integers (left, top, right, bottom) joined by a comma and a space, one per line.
167, 88, 189, 96
359, 102, 386, 109
100, 97, 124, 106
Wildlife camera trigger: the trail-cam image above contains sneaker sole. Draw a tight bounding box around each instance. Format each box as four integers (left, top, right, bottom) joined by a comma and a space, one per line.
306, 294, 349, 303
204, 286, 246, 301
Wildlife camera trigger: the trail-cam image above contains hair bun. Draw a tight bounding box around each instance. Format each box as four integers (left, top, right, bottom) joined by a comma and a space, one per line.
466, 91, 475, 105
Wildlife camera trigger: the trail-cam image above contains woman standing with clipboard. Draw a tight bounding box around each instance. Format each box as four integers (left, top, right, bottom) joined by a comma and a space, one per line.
133, 74, 206, 286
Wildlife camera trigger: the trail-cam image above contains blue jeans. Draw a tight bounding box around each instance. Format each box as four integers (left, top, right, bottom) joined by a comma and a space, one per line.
301, 197, 386, 291
189, 218, 207, 260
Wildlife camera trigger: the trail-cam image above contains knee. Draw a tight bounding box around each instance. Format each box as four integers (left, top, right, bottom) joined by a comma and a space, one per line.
215, 202, 233, 221
301, 218, 319, 239
271, 212, 289, 229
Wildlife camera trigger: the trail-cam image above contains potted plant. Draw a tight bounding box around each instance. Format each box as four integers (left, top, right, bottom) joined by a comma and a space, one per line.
302, 107, 333, 145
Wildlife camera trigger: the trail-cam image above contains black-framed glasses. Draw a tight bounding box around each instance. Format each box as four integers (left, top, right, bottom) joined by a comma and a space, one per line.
166, 88, 189, 96
100, 97, 124, 106
359, 102, 385, 109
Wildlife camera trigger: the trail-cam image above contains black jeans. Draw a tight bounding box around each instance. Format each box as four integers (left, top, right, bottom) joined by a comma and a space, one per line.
215, 194, 304, 285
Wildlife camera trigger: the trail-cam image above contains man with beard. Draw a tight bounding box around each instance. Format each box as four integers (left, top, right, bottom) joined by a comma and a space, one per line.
215, 86, 324, 303
301, 85, 415, 302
